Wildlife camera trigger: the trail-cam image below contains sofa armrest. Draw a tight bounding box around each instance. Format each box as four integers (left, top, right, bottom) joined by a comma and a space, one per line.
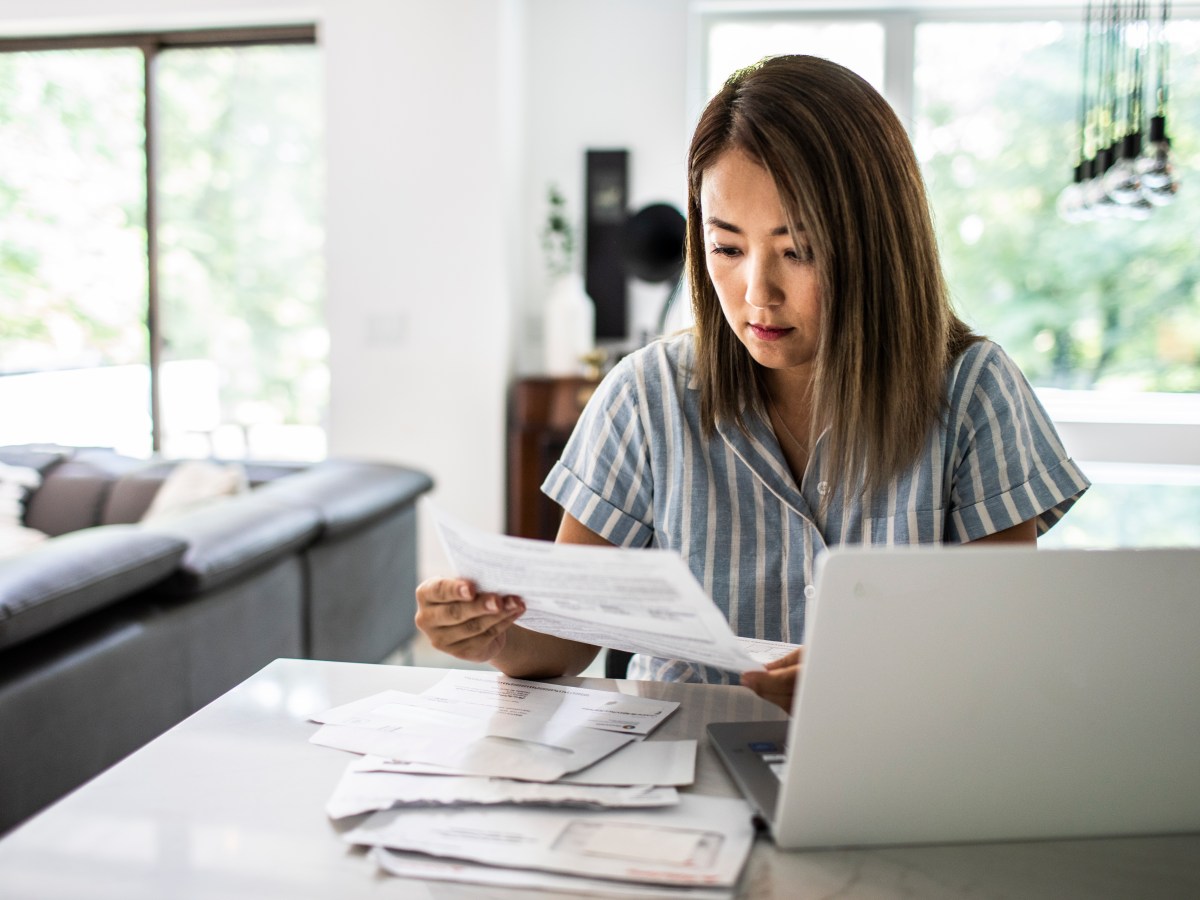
255, 460, 434, 539
141, 493, 321, 594
0, 526, 188, 652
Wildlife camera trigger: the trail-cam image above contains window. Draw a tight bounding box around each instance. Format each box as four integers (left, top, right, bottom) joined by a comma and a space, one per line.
914, 17, 1200, 393
0, 27, 324, 460
704, 18, 885, 97
696, 3, 1200, 547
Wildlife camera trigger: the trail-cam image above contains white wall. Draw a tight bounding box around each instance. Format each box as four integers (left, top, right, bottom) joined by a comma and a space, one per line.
0, 0, 695, 575
516, 0, 692, 368
320, 0, 519, 576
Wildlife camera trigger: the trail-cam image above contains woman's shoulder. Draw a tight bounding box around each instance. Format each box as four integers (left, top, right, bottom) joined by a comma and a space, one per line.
952, 336, 1005, 367
603, 330, 696, 388
573, 332, 696, 446
948, 338, 1025, 390
947, 338, 1042, 419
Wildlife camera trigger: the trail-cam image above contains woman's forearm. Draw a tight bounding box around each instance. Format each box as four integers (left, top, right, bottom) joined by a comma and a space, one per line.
489, 624, 600, 678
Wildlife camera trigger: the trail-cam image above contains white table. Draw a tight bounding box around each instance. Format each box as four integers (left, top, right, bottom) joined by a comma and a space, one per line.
1, 659, 1197, 899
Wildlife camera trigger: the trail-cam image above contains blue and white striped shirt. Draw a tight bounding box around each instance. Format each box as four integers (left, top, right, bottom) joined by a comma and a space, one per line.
542, 331, 1090, 684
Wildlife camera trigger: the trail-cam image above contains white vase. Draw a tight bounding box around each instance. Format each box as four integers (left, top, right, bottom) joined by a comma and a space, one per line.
543, 273, 595, 376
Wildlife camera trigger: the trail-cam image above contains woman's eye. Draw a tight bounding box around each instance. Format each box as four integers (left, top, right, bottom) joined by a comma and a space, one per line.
710, 244, 740, 258
786, 246, 814, 263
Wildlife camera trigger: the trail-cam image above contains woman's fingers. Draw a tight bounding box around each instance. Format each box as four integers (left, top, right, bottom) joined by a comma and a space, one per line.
415, 576, 473, 606
741, 646, 804, 712
740, 666, 798, 711
764, 646, 804, 671
441, 610, 522, 662
414, 577, 525, 661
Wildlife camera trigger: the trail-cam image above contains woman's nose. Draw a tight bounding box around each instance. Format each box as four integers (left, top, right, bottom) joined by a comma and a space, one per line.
744, 257, 783, 309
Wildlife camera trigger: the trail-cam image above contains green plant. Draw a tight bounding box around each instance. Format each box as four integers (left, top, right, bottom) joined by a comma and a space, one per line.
540, 184, 575, 279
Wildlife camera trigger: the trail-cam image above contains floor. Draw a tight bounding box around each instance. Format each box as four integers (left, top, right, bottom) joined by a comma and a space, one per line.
386, 631, 607, 678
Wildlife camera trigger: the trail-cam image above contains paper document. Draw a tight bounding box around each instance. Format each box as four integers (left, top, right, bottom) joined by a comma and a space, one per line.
309, 690, 634, 781
417, 670, 678, 735
363, 739, 698, 787
736, 636, 801, 665
371, 846, 735, 899
326, 757, 678, 819
433, 505, 762, 673
343, 793, 755, 888
310, 689, 478, 730
559, 738, 697, 787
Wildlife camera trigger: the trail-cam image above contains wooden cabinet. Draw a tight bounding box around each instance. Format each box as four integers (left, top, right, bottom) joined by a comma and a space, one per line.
505, 375, 598, 540
505, 373, 635, 678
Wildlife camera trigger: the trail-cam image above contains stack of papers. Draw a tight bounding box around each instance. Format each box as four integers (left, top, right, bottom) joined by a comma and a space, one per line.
350, 794, 755, 896
309, 670, 756, 895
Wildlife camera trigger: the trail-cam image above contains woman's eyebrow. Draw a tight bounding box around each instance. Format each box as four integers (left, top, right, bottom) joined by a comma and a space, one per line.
704, 216, 741, 233
704, 217, 797, 238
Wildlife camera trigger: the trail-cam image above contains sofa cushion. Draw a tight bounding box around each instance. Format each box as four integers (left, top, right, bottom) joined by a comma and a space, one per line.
142, 493, 321, 594
24, 450, 147, 536
105, 461, 285, 525
0, 462, 43, 521
241, 460, 306, 486
101, 462, 177, 525
256, 459, 435, 539
0, 463, 48, 560
140, 460, 248, 521
0, 526, 188, 652
0, 524, 48, 560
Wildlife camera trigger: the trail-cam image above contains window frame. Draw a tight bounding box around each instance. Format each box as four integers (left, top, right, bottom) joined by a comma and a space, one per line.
0, 24, 317, 453
689, 1, 1200, 469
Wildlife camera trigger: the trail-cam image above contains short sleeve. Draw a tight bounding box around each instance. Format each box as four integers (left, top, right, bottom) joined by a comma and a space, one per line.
947, 345, 1090, 541
541, 359, 656, 548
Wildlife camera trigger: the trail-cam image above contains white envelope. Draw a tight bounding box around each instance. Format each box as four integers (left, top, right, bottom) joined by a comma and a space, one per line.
418, 670, 680, 735
353, 739, 697, 787
326, 759, 678, 819
309, 687, 636, 781
343, 793, 755, 888
372, 846, 735, 899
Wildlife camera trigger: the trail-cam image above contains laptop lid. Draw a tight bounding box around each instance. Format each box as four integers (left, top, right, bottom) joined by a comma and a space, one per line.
714, 546, 1200, 850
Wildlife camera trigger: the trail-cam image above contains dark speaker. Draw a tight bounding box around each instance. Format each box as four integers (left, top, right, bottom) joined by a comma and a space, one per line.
584, 149, 629, 341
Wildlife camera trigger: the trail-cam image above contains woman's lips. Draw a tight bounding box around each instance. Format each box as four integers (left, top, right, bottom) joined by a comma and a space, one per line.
749, 324, 794, 342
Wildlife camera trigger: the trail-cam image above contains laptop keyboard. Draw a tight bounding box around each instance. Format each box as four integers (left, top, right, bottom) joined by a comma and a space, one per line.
749, 740, 788, 781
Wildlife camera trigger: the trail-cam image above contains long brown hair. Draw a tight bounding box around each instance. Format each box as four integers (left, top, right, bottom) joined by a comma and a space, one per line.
687, 54, 979, 496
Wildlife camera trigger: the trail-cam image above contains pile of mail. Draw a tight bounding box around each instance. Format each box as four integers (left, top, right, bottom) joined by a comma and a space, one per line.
308, 670, 756, 897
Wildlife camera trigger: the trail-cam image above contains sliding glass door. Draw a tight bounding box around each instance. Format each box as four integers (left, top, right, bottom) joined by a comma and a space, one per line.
0, 27, 325, 460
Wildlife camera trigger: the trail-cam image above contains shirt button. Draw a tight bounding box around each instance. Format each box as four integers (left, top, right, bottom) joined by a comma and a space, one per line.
804, 585, 816, 599
817, 481, 829, 496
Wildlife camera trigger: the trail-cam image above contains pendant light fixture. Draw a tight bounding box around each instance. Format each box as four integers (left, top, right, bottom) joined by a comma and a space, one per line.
1060, 0, 1178, 222
1139, 0, 1180, 203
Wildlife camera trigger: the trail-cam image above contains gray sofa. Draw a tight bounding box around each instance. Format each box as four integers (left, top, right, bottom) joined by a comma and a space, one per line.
0, 445, 433, 835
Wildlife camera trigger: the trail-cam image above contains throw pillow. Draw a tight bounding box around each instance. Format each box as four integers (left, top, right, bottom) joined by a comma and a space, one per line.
140, 460, 249, 521
0, 462, 48, 559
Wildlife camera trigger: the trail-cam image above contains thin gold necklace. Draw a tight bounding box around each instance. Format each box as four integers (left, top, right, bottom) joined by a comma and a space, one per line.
768, 394, 807, 454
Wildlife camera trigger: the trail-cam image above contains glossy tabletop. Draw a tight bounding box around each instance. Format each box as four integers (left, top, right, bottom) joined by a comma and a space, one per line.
0, 659, 1197, 899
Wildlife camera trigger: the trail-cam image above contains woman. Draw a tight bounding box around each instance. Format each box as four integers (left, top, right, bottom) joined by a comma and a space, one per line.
415, 55, 1089, 710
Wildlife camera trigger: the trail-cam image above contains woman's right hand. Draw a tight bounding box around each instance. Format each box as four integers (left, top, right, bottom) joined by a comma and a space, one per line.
414, 577, 526, 663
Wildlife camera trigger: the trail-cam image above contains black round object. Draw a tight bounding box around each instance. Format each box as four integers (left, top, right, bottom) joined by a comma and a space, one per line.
622, 203, 686, 284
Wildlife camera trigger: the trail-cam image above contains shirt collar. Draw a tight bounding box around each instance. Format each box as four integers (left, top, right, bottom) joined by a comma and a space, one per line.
715, 408, 820, 525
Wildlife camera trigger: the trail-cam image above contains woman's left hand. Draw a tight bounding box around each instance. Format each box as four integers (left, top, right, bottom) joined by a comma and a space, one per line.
740, 647, 804, 712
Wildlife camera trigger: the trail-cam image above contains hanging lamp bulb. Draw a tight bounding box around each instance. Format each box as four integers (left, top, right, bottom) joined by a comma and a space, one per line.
1103, 0, 1151, 208
1063, 0, 1098, 223
1058, 160, 1092, 222
1138, 113, 1179, 203
1104, 130, 1145, 204
1086, 144, 1121, 216
1138, 0, 1178, 205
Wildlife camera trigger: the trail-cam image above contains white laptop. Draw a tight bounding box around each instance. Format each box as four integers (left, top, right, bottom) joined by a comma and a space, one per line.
708, 546, 1200, 849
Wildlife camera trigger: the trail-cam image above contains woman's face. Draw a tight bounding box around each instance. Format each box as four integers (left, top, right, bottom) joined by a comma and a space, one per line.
700, 148, 821, 383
